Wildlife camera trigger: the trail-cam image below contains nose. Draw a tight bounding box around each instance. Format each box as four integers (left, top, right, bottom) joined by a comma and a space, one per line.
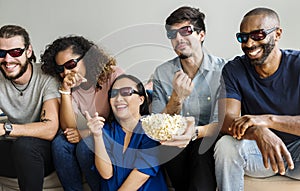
2, 53, 15, 63
243, 37, 256, 47
63, 68, 71, 76
174, 31, 185, 40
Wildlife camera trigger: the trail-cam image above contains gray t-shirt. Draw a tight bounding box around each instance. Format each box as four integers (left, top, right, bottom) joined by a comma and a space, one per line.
0, 63, 60, 124
152, 51, 226, 126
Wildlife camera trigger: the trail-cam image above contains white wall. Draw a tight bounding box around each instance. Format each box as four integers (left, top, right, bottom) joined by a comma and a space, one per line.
1, 0, 299, 82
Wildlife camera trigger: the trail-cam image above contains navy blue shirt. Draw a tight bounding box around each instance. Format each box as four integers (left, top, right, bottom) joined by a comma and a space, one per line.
220, 49, 300, 144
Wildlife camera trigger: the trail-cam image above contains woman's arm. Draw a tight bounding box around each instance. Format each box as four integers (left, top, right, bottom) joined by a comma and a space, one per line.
118, 169, 150, 191
85, 111, 112, 179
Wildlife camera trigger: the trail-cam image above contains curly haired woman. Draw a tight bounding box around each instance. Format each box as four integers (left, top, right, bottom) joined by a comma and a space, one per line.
41, 35, 124, 191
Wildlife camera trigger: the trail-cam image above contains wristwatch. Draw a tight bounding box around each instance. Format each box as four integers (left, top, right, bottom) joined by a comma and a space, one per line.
3, 122, 13, 136
191, 128, 199, 141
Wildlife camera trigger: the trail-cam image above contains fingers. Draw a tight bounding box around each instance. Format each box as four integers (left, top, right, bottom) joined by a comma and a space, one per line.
280, 145, 294, 171
64, 128, 81, 143
161, 134, 191, 148
172, 70, 194, 98
85, 112, 105, 136
268, 151, 278, 173
85, 111, 92, 120
230, 116, 251, 139
174, 71, 193, 88
75, 73, 87, 83
63, 72, 86, 88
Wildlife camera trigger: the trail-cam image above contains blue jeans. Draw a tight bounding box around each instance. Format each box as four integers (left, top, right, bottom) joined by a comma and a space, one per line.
214, 135, 300, 191
77, 136, 102, 190
52, 133, 100, 191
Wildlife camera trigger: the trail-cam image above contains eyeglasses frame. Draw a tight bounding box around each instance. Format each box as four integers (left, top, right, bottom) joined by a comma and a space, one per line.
166, 25, 201, 39
0, 47, 27, 58
236, 27, 278, 43
109, 87, 141, 98
55, 54, 84, 73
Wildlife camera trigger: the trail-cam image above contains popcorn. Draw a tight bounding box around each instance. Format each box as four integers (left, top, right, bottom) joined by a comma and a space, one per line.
141, 113, 187, 141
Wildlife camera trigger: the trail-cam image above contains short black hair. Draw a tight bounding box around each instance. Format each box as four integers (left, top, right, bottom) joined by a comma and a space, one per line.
165, 6, 206, 33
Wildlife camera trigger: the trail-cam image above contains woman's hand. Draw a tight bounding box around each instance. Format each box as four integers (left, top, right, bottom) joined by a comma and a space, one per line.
160, 116, 195, 148
64, 128, 81, 143
85, 111, 105, 137
61, 72, 87, 91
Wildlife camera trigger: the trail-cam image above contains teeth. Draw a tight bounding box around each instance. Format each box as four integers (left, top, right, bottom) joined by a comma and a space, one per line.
248, 48, 260, 56
116, 105, 126, 109
6, 64, 16, 69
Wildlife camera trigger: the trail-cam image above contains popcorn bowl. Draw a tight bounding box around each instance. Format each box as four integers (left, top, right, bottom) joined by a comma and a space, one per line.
141, 113, 187, 141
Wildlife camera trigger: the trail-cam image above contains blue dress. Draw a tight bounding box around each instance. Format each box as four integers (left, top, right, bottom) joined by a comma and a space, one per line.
99, 120, 168, 191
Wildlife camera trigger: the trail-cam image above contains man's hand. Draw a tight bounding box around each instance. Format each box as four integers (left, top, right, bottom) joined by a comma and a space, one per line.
249, 127, 294, 175
229, 115, 270, 139
172, 70, 194, 101
160, 117, 195, 148
0, 123, 5, 136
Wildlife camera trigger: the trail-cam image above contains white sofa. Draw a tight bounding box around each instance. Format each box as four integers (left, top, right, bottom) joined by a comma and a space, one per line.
244, 175, 300, 191
0, 171, 90, 191
0, 113, 90, 191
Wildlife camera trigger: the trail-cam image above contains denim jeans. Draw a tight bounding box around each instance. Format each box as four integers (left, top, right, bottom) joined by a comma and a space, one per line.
52, 133, 100, 191
214, 135, 300, 191
77, 135, 101, 190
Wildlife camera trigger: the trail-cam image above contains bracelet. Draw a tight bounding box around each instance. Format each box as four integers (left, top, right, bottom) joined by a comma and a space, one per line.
58, 89, 71, 95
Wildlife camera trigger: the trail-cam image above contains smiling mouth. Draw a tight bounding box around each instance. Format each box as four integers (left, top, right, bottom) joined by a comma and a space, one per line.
248, 48, 261, 57
2, 63, 18, 71
116, 105, 127, 109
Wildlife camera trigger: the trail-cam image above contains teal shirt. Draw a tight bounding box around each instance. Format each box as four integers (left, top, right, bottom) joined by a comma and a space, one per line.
152, 51, 226, 125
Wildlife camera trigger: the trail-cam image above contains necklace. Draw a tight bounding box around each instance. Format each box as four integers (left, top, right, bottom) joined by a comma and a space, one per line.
10, 65, 33, 96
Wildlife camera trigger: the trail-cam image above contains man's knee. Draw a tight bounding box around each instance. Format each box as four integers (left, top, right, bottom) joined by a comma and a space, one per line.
214, 135, 240, 162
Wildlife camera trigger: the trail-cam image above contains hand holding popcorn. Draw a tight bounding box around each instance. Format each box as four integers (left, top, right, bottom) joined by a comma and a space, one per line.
161, 116, 195, 148
141, 113, 189, 142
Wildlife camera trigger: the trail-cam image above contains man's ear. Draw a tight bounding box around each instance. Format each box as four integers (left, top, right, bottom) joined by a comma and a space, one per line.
198, 30, 205, 42
275, 28, 282, 41
26, 44, 33, 58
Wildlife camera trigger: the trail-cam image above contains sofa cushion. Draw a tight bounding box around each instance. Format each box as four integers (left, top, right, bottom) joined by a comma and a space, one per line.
0, 171, 90, 191
244, 175, 300, 191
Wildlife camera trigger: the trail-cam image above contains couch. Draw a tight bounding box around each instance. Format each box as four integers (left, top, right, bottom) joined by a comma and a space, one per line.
244, 175, 300, 191
0, 113, 90, 191
0, 171, 90, 191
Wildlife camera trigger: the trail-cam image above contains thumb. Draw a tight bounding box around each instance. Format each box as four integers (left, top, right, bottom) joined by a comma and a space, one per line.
85, 111, 91, 120
186, 116, 195, 127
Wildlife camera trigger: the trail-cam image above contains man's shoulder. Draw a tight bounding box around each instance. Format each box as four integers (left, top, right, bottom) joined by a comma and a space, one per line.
33, 63, 58, 79
204, 52, 227, 71
224, 55, 247, 68
282, 49, 300, 57
154, 57, 179, 73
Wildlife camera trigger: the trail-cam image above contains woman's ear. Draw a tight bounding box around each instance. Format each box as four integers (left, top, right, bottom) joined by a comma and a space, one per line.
139, 95, 145, 106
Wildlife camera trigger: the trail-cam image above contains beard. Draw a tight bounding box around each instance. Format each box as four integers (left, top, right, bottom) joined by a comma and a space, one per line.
178, 53, 192, 59
0, 60, 29, 80
175, 41, 193, 59
243, 37, 275, 66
